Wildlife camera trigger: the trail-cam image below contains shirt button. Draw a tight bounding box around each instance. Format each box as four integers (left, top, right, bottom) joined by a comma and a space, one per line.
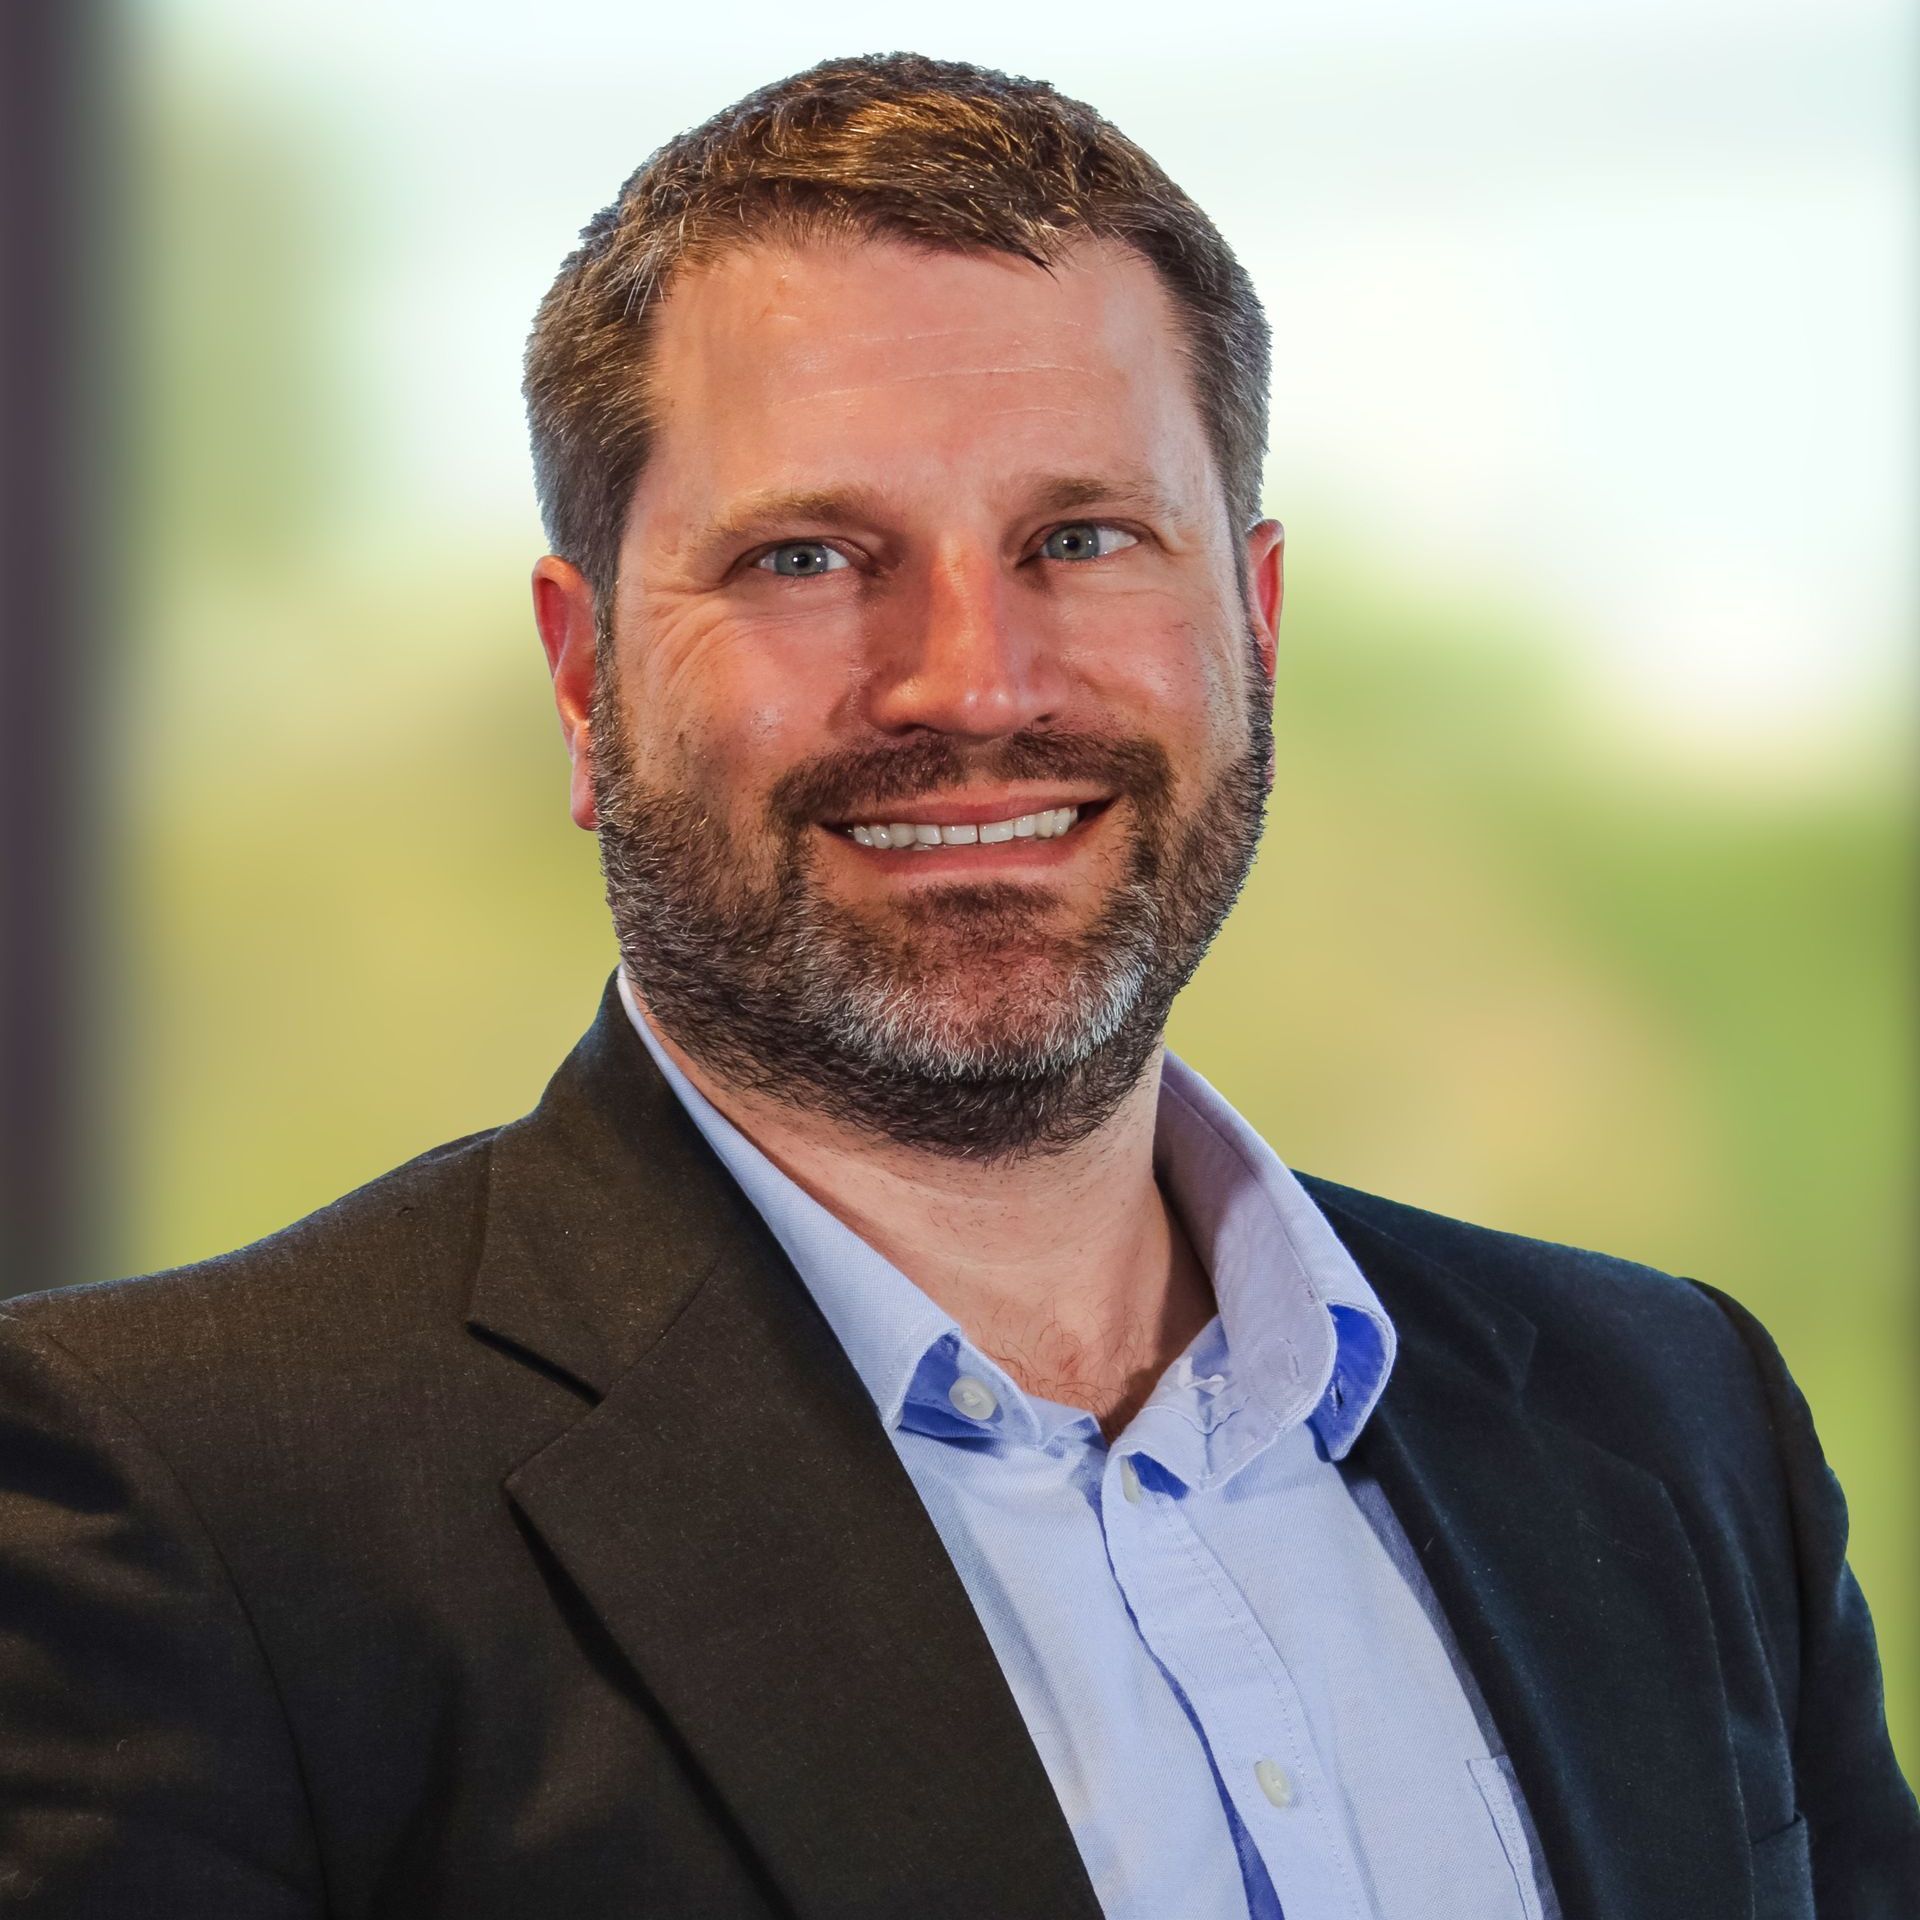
1254, 1759, 1293, 1808
947, 1375, 998, 1422
1119, 1456, 1144, 1503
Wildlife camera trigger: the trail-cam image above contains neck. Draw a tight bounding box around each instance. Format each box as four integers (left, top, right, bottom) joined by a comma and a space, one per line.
636, 991, 1216, 1439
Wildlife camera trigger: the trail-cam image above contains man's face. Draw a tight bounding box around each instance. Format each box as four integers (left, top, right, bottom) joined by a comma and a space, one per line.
571, 236, 1280, 1157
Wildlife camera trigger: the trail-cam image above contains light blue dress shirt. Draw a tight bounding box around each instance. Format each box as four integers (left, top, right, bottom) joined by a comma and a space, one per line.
620, 976, 1556, 1920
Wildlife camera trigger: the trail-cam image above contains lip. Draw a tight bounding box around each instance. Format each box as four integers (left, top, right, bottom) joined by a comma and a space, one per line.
822, 790, 1115, 829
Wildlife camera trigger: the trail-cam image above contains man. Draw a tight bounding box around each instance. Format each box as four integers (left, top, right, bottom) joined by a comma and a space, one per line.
0, 51, 1912, 1920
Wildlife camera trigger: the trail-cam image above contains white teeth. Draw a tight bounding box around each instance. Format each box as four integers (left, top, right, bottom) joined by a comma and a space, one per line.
847, 805, 1083, 847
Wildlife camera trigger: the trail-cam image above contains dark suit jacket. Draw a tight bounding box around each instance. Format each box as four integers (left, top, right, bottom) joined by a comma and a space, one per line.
1, 978, 1914, 1918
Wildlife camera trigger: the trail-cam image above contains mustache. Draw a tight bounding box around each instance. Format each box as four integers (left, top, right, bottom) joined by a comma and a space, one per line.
768, 730, 1175, 830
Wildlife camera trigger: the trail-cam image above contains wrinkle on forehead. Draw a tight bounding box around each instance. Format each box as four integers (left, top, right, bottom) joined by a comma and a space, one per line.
796, 367, 1092, 399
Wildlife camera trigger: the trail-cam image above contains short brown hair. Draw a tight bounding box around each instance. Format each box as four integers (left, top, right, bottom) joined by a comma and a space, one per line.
523, 52, 1271, 611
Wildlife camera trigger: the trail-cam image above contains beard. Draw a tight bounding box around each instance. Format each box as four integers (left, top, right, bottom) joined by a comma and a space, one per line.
591, 617, 1272, 1161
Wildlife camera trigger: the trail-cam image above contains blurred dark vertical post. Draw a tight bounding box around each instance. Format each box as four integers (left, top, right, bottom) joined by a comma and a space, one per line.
1, 2, 115, 1298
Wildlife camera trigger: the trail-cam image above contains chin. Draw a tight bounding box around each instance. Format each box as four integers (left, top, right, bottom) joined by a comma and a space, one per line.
837, 958, 1148, 1081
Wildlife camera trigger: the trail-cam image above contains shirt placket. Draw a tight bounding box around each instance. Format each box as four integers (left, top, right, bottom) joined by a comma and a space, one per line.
1100, 1446, 1375, 1920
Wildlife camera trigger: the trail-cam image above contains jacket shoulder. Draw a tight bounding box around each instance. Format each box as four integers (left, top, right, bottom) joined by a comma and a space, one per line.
1297, 1171, 1769, 1445
1300, 1169, 1715, 1306
3, 1126, 503, 1375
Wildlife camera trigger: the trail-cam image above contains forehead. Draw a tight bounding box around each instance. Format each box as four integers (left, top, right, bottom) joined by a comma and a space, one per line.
633, 234, 1217, 523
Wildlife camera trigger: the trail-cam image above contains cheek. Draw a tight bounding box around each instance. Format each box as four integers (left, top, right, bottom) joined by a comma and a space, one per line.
1068, 605, 1252, 828
1066, 601, 1237, 747
621, 598, 849, 801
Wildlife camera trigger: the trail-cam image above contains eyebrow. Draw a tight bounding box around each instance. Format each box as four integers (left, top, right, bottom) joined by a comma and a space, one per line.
1023, 473, 1184, 522
692, 486, 893, 557
688, 471, 1186, 559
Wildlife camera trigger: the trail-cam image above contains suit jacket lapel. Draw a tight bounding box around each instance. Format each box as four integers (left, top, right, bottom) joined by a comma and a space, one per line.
1308, 1187, 1752, 1920
468, 979, 1102, 1920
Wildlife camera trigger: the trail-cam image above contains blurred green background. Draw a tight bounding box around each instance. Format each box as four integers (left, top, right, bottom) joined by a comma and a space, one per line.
107, 0, 1913, 1772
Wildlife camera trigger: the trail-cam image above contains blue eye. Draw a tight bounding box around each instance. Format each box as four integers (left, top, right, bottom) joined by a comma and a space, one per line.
755, 541, 849, 577
1039, 523, 1137, 562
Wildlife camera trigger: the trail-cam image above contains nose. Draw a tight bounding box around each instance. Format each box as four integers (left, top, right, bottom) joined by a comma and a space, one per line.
861, 540, 1062, 740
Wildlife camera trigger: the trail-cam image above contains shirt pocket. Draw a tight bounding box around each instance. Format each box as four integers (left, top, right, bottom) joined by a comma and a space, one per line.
1468, 1754, 1547, 1920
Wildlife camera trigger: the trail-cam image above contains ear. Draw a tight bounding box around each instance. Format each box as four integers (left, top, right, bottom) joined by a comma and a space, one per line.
531, 555, 602, 831
1243, 518, 1283, 684
1243, 519, 1283, 790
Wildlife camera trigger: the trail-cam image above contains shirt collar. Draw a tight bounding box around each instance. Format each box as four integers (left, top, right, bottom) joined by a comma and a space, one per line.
617, 972, 1394, 1466
1152, 1051, 1395, 1462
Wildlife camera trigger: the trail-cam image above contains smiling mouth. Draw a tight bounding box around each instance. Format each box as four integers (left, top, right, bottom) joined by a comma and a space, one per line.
829, 798, 1113, 850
